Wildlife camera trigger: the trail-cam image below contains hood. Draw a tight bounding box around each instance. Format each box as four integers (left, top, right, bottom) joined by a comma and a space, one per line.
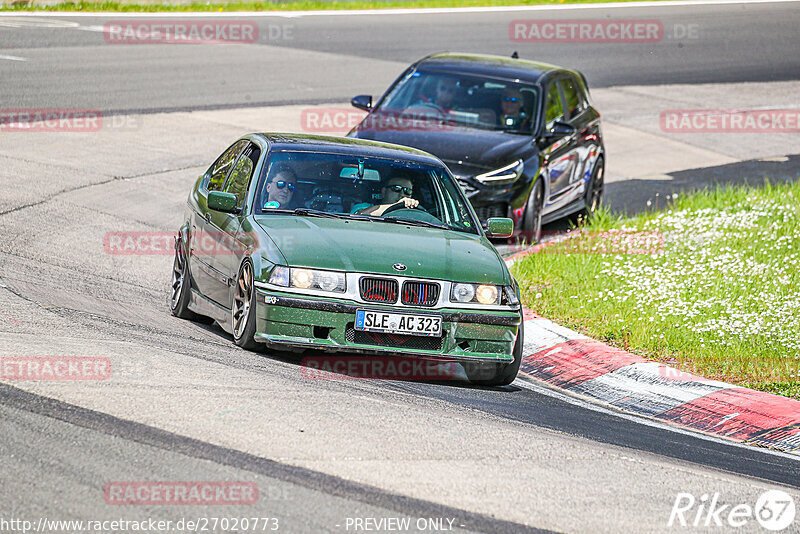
254, 215, 509, 285
351, 116, 533, 172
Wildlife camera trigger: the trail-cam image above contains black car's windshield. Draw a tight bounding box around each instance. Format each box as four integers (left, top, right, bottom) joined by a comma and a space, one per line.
254, 151, 480, 234
375, 70, 540, 134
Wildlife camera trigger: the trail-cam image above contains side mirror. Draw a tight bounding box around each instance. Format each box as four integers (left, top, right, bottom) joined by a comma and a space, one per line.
543, 121, 576, 142
207, 191, 239, 214
485, 217, 513, 238
351, 94, 372, 112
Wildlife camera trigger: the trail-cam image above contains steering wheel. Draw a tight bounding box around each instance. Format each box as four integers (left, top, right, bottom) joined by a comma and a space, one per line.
382, 202, 428, 216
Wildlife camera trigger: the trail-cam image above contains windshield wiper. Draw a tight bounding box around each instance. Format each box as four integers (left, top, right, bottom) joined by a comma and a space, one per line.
260, 208, 295, 214
292, 208, 351, 220
382, 216, 449, 230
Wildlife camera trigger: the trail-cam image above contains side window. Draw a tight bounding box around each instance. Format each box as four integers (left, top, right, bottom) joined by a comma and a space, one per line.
206, 140, 248, 192
544, 82, 565, 128
559, 77, 584, 120
223, 144, 261, 207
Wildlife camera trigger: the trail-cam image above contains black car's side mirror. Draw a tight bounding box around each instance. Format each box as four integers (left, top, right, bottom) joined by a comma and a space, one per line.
351, 95, 372, 111
207, 191, 239, 214
542, 121, 576, 142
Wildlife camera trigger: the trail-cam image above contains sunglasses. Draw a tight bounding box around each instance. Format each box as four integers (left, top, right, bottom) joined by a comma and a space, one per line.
503, 96, 521, 103
388, 184, 413, 196
272, 180, 295, 192
437, 85, 456, 94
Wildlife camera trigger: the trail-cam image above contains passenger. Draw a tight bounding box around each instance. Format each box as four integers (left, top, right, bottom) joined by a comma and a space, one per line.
352, 176, 419, 216
263, 164, 297, 209
499, 87, 530, 129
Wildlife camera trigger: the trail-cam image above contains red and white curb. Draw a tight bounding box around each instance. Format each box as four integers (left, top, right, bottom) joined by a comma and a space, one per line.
505, 256, 800, 455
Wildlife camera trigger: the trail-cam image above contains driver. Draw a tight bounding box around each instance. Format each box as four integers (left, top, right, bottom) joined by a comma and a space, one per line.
263, 164, 297, 209
410, 76, 459, 117
352, 176, 419, 216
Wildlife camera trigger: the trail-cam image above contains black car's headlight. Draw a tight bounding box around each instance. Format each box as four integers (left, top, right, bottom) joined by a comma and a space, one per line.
474, 160, 524, 184
268, 266, 346, 293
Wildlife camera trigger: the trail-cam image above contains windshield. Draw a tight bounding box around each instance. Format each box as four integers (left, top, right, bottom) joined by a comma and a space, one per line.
375, 70, 540, 134
254, 151, 480, 235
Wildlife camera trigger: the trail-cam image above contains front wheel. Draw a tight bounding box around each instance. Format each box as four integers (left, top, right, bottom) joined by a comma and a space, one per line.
170, 239, 197, 320
581, 157, 604, 218
232, 261, 259, 350
465, 321, 524, 387
521, 179, 543, 244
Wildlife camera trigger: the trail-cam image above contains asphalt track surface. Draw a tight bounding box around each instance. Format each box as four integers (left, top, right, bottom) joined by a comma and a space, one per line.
0, 1, 799, 112
2, 3, 800, 532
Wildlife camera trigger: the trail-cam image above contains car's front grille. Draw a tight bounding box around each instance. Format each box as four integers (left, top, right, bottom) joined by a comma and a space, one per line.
359, 277, 398, 303
346, 326, 444, 351
474, 204, 507, 223
401, 281, 440, 307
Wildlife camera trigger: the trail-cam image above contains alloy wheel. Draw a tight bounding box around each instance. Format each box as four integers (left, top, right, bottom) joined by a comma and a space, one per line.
589, 163, 604, 213
170, 245, 186, 310
233, 262, 253, 339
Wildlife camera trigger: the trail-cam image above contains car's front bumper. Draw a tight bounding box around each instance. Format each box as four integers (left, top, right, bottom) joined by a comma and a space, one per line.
254, 289, 521, 363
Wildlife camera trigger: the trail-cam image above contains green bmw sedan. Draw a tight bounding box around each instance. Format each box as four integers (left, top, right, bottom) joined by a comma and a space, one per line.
171, 134, 523, 386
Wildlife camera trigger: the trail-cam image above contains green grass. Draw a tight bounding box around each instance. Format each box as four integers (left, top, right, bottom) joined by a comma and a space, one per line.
1, 0, 676, 12
511, 181, 800, 400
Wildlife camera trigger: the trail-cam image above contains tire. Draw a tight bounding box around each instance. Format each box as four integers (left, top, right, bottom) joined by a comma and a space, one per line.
465, 320, 524, 387
232, 260, 259, 350
170, 239, 198, 320
522, 179, 543, 244
580, 157, 604, 220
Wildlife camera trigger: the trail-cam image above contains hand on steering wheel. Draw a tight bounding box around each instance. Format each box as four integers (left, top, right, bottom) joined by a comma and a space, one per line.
382, 198, 426, 215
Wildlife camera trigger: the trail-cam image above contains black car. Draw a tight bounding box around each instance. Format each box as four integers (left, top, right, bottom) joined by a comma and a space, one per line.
348, 53, 605, 241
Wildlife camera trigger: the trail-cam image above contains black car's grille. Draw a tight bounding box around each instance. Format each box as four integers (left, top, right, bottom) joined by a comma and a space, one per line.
359, 277, 398, 303
474, 204, 508, 223
401, 281, 440, 307
346, 326, 444, 351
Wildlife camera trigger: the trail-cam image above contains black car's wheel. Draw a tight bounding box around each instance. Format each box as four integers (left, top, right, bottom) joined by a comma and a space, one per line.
522, 179, 543, 244
465, 320, 524, 387
582, 157, 604, 217
232, 260, 259, 350
170, 240, 197, 320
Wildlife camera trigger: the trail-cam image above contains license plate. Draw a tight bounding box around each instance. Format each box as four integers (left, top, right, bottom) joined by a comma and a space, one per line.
355, 309, 442, 337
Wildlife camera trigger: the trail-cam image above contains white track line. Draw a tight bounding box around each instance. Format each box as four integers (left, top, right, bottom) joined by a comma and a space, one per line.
1, 0, 799, 18
0, 54, 26, 61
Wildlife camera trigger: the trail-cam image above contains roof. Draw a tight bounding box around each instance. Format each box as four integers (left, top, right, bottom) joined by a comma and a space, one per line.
254, 133, 443, 164
416, 53, 568, 84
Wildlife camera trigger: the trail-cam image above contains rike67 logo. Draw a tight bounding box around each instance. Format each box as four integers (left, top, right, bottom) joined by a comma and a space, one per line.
669, 490, 796, 531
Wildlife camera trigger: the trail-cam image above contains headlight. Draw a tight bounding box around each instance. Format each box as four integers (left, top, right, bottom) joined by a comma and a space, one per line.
476, 285, 499, 305
269, 266, 346, 293
451, 283, 476, 303
450, 283, 501, 305
474, 160, 524, 184
268, 266, 289, 287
